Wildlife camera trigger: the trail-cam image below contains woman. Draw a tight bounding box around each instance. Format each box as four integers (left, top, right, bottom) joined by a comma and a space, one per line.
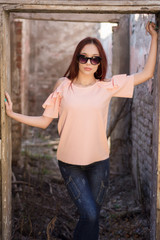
5, 21, 157, 240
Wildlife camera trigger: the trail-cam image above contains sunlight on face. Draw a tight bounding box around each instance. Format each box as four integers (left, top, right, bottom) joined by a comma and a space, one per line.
80, 44, 100, 57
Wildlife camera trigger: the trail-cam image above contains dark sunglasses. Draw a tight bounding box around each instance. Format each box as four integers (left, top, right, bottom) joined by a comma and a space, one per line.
77, 54, 101, 65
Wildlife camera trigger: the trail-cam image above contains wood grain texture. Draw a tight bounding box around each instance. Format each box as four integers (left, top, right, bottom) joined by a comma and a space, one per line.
2, 4, 160, 14
156, 17, 160, 237
0, 8, 12, 240
11, 12, 122, 22
0, 1, 159, 5
0, 1, 159, 14
151, 12, 160, 240
0, 1, 159, 240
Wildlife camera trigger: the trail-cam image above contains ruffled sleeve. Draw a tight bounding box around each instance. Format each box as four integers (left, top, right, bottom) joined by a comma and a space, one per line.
98, 74, 134, 98
42, 77, 70, 118
112, 74, 134, 98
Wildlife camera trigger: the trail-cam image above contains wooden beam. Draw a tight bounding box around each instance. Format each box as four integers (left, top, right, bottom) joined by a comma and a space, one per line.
151, 12, 160, 240
11, 12, 122, 22
156, 14, 160, 238
1, 1, 160, 14
2, 5, 160, 14
0, 1, 159, 6
0, 8, 12, 240
0, 2, 159, 240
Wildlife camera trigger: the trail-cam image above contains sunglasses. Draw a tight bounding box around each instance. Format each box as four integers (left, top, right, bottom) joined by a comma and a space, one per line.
77, 54, 101, 65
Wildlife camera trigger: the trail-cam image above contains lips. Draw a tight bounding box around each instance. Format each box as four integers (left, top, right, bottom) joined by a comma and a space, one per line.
84, 67, 92, 71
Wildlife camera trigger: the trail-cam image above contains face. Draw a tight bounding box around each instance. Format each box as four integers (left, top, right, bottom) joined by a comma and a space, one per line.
78, 44, 100, 77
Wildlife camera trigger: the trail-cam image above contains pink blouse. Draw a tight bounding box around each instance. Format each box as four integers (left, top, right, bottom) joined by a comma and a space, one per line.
42, 74, 134, 165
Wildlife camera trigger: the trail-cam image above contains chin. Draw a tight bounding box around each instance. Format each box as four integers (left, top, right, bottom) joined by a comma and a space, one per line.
83, 70, 95, 75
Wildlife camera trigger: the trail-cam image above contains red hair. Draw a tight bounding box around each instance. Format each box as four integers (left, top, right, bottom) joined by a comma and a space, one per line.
63, 37, 107, 82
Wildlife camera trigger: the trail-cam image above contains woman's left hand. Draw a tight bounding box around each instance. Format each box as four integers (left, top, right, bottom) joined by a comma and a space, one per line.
146, 21, 158, 38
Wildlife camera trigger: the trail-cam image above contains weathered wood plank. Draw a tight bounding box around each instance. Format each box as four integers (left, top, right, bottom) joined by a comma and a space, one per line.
156, 23, 160, 237
0, 9, 3, 239
0, 8, 12, 240
2, 4, 160, 14
0, 2, 159, 240
156, 13, 160, 240
151, 12, 160, 240
11, 12, 122, 22
0, 1, 160, 6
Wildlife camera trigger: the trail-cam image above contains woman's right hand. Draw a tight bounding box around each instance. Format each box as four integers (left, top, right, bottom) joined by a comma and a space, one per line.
5, 92, 13, 117
4, 92, 53, 129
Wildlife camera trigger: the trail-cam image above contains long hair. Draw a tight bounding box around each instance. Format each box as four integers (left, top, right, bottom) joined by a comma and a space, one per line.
63, 37, 107, 81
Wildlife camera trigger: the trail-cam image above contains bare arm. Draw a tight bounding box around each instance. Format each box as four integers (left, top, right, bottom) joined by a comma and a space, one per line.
134, 21, 158, 86
5, 92, 53, 129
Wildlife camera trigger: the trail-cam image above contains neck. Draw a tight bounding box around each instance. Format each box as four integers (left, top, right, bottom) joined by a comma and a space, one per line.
74, 73, 96, 86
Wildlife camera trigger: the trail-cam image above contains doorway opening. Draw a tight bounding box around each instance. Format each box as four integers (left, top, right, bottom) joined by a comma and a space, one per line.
10, 13, 154, 239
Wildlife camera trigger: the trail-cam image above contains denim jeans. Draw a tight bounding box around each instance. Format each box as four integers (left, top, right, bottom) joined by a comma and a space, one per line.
58, 158, 110, 240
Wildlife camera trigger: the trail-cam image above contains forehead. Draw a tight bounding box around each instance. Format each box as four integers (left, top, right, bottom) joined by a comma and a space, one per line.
80, 44, 99, 55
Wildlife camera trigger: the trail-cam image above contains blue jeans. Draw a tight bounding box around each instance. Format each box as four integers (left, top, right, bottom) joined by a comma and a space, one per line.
58, 158, 110, 240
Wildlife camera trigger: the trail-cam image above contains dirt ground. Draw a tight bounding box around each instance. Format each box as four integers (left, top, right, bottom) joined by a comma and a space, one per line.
11, 128, 150, 240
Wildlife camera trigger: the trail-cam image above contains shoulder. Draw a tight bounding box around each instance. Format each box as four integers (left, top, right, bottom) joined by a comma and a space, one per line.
53, 77, 69, 91
103, 78, 111, 82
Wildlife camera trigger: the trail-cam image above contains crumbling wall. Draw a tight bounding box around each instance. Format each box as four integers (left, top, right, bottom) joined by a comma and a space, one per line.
11, 19, 100, 161
28, 21, 99, 117
12, 16, 132, 173
11, 19, 30, 165
130, 14, 155, 210
108, 15, 131, 174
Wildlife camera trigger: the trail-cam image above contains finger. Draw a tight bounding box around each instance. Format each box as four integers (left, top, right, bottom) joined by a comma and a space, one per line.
5, 92, 10, 102
5, 92, 12, 105
5, 100, 9, 108
147, 21, 157, 34
4, 97, 9, 108
149, 21, 156, 31
149, 22, 155, 30
146, 21, 150, 34
148, 21, 153, 31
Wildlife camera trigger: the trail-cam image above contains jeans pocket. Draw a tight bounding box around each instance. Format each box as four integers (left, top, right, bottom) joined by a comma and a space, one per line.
66, 176, 81, 201
96, 180, 107, 206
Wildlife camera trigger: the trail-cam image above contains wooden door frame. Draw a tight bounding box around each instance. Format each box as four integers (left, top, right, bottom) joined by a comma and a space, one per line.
0, 9, 12, 240
0, 1, 160, 239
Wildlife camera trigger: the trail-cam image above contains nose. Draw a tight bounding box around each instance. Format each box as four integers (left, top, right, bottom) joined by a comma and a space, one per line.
86, 59, 91, 64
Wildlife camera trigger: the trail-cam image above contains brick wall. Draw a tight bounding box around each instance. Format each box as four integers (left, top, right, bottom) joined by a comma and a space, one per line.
11, 19, 30, 165
130, 14, 155, 210
11, 20, 22, 165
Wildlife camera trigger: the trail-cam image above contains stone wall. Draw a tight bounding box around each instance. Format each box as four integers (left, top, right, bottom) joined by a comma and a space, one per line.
130, 14, 155, 210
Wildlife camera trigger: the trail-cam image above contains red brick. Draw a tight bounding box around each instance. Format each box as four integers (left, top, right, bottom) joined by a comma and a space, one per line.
16, 55, 21, 62
15, 28, 22, 35
14, 21, 22, 29
16, 62, 21, 69
16, 42, 22, 48
16, 48, 22, 55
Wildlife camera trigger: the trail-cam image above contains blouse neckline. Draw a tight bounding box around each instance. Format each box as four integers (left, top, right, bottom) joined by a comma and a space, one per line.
66, 77, 99, 89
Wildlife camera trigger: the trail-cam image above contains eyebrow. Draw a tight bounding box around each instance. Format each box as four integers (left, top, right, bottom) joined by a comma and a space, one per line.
80, 52, 100, 56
